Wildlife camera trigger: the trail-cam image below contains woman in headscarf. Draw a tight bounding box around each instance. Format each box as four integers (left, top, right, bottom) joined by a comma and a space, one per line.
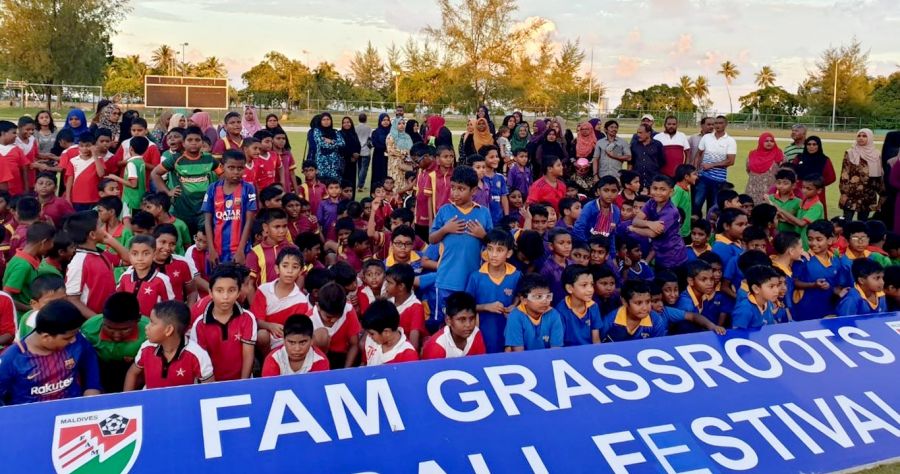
476, 105, 496, 135
501, 115, 517, 133
264, 113, 291, 150
839, 129, 883, 221
422, 115, 446, 145
90, 102, 122, 145
575, 122, 598, 160
535, 128, 568, 176
463, 117, 494, 157
459, 119, 475, 158
91, 99, 112, 125
386, 117, 413, 183
305, 114, 321, 162
527, 119, 549, 177
512, 111, 523, 125
369, 113, 392, 187
62, 109, 90, 143
150, 111, 172, 145
588, 118, 605, 140
744, 132, 783, 205
168, 113, 186, 131
339, 116, 362, 199
189, 111, 219, 146
509, 123, 530, 154
792, 135, 835, 216
311, 112, 345, 180
405, 119, 423, 144
880, 131, 900, 231
241, 105, 262, 138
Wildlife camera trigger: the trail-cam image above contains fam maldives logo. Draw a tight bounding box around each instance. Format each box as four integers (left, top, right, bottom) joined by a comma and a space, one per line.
52, 406, 142, 474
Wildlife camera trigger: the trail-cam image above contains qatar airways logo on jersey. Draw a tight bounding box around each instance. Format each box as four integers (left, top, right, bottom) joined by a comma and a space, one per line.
31, 377, 73, 396
215, 205, 242, 222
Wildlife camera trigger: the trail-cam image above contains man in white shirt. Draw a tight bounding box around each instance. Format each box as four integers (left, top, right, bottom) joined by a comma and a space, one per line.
653, 115, 691, 178
692, 115, 737, 215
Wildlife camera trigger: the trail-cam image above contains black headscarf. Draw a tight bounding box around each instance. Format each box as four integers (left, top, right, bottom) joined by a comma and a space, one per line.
120, 110, 140, 142
339, 116, 361, 156
477, 105, 496, 135
317, 112, 337, 140
405, 119, 423, 144
794, 135, 828, 180
265, 113, 291, 150
371, 113, 391, 150
436, 127, 453, 149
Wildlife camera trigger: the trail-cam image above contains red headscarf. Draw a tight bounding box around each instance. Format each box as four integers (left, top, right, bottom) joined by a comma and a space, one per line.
424, 115, 446, 142
575, 122, 597, 159
747, 132, 783, 174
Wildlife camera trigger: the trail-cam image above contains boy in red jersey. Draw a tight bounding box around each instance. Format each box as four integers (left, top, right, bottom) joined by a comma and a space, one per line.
246, 208, 295, 290
261, 315, 328, 376
362, 299, 418, 366
64, 132, 105, 211
64, 211, 121, 318
384, 263, 425, 351
125, 300, 214, 390
358, 259, 386, 315
252, 130, 282, 191
299, 160, 325, 215
117, 235, 175, 317
0, 120, 29, 195
153, 224, 202, 305
422, 292, 485, 359
190, 264, 256, 381
310, 282, 360, 369
212, 112, 243, 160
251, 247, 311, 355
202, 150, 258, 265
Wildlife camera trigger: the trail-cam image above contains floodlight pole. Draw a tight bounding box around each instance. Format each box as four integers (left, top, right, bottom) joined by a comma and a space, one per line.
831, 58, 840, 132
181, 43, 189, 76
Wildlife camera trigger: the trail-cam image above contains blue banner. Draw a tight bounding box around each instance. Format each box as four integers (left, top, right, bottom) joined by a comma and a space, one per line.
3, 314, 900, 474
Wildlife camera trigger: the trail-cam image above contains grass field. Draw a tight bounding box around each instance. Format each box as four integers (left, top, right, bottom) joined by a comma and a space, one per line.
853, 462, 900, 474
286, 131, 853, 217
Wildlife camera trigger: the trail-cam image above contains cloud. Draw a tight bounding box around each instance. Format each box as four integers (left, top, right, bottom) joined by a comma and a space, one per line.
615, 57, 640, 78
669, 34, 693, 57
627, 28, 641, 46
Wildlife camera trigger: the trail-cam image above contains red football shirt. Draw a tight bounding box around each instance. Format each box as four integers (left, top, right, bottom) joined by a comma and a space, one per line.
363, 330, 419, 366
310, 303, 360, 354
156, 255, 198, 302
246, 241, 296, 285
116, 268, 175, 317
0, 145, 27, 195
65, 155, 102, 204
134, 339, 214, 388
392, 295, 427, 337
65, 248, 115, 314
298, 180, 325, 215
212, 136, 243, 158
40, 196, 75, 229
254, 151, 281, 190
250, 281, 312, 326
189, 302, 257, 381
421, 326, 486, 360
0, 290, 15, 341
261, 345, 329, 377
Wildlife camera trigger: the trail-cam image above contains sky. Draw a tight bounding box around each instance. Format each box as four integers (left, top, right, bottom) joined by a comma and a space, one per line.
113, 0, 900, 112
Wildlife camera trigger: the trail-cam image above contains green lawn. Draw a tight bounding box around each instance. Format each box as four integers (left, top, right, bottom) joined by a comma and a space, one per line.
855, 462, 900, 474
287, 131, 852, 217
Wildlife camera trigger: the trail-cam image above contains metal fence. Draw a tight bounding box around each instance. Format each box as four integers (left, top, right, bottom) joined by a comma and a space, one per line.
0, 82, 104, 116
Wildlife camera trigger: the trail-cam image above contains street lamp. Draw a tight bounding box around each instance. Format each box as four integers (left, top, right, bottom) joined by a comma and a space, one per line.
180, 42, 189, 77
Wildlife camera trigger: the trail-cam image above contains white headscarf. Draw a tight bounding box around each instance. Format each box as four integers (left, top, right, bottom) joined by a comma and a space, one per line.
847, 128, 882, 177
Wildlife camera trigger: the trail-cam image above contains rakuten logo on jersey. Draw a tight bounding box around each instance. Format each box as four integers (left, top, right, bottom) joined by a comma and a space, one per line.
31, 377, 73, 395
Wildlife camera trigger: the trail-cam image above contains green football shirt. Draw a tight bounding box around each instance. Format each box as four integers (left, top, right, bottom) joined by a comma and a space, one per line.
797, 199, 824, 250
81, 315, 150, 363
162, 151, 217, 230
672, 184, 692, 237
2, 252, 40, 311
769, 193, 802, 234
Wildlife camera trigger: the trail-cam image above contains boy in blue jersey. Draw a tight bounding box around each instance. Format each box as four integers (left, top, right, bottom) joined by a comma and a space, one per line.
617, 235, 654, 282
0, 299, 101, 405
712, 207, 747, 299
771, 268, 792, 323
655, 271, 725, 334
202, 150, 258, 265
591, 264, 620, 315
732, 265, 780, 329
676, 260, 726, 326
601, 280, 667, 342
429, 165, 492, 331
573, 175, 620, 245
723, 225, 768, 293
686, 219, 713, 262
794, 220, 850, 320
837, 258, 886, 316
539, 228, 573, 305
649, 279, 726, 335
555, 265, 602, 346
480, 145, 509, 225
465, 229, 520, 353
770, 231, 803, 315
504, 274, 563, 351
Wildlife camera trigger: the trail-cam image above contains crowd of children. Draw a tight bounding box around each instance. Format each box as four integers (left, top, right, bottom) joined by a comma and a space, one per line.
0, 108, 897, 407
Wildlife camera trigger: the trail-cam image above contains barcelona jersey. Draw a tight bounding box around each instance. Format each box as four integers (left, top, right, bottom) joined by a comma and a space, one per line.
0, 333, 101, 405
201, 181, 258, 262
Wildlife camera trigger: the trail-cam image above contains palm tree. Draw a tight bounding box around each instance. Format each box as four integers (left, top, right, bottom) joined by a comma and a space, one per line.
678, 75, 694, 106
151, 45, 176, 76
194, 57, 227, 78
693, 75, 710, 111
755, 65, 776, 89
718, 61, 740, 115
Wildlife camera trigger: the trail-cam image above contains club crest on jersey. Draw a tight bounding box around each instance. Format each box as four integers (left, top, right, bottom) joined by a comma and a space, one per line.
52, 406, 142, 474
